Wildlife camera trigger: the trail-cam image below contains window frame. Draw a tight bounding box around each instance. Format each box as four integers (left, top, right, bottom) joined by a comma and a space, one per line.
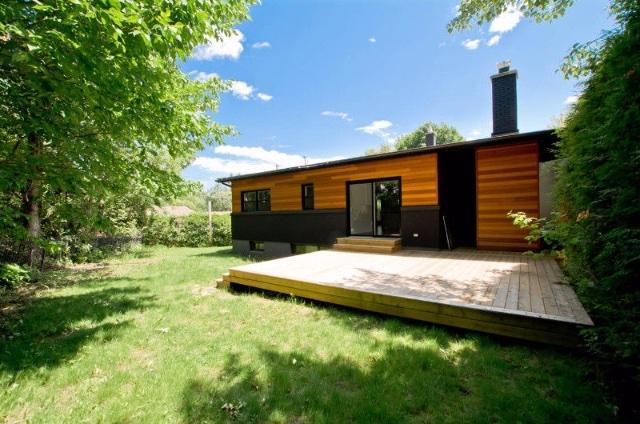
301, 183, 314, 210
241, 189, 271, 212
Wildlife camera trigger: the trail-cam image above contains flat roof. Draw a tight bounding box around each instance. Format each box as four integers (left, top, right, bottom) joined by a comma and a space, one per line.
216, 129, 556, 183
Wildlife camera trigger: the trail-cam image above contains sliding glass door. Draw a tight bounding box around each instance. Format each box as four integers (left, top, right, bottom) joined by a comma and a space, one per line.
348, 179, 401, 237
349, 182, 374, 236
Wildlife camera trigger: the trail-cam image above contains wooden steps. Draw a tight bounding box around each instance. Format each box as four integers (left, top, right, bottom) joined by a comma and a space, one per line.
216, 272, 231, 288
333, 237, 401, 253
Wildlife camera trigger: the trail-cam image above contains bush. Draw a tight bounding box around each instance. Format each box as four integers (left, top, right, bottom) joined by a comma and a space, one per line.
553, 2, 640, 415
0, 263, 31, 290
142, 213, 231, 247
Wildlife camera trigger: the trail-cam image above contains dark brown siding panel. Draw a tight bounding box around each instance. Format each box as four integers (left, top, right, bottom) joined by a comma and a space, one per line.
476, 142, 540, 251
231, 153, 438, 212
231, 210, 347, 245
400, 206, 440, 248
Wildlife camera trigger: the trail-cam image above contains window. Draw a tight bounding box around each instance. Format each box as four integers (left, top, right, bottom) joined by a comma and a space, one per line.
249, 241, 264, 252
242, 189, 270, 212
291, 243, 322, 254
302, 184, 314, 210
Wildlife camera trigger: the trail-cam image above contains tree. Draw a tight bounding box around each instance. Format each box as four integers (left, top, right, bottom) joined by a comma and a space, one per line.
206, 184, 232, 212
448, 1, 574, 33
395, 122, 464, 150
366, 122, 464, 155
0, 0, 254, 265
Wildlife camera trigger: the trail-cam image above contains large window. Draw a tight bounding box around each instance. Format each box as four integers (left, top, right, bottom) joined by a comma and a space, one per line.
302, 184, 314, 210
242, 189, 271, 212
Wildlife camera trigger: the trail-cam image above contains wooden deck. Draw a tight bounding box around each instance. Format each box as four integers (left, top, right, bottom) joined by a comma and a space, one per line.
220, 249, 593, 346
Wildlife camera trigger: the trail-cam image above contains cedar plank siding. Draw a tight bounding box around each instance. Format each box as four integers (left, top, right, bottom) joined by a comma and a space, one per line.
231, 153, 438, 213
476, 141, 540, 250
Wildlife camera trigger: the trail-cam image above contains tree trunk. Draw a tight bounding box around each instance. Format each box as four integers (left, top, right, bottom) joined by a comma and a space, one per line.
22, 132, 43, 267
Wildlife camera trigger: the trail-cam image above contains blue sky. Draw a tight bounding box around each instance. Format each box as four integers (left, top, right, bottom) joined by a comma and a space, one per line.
182, 0, 612, 188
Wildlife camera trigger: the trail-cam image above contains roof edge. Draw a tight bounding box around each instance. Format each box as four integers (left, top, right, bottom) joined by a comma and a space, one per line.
216, 129, 556, 183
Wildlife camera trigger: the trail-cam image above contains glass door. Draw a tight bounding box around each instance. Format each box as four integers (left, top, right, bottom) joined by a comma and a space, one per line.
348, 178, 401, 237
349, 182, 374, 236
374, 179, 401, 236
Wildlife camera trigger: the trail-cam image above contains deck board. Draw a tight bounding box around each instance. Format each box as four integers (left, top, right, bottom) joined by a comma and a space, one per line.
224, 249, 592, 346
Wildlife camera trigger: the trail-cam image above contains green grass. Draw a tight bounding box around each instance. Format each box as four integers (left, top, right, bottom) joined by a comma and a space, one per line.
0, 246, 612, 422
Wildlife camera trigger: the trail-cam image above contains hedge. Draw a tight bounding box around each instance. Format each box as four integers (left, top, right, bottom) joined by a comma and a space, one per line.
142, 214, 231, 247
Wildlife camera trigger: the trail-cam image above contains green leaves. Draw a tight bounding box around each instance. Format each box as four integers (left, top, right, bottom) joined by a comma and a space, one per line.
0, 0, 255, 249
447, 0, 575, 33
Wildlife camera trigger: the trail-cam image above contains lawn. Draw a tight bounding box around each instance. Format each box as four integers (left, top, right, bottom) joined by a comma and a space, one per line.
0, 246, 611, 422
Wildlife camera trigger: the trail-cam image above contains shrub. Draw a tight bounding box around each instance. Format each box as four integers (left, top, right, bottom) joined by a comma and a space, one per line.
142, 213, 231, 247
0, 263, 31, 290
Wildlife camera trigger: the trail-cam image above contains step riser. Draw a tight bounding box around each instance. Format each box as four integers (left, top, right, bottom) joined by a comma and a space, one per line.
335, 237, 401, 247
333, 244, 400, 253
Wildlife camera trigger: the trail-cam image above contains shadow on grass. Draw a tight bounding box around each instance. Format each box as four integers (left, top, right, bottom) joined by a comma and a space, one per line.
189, 248, 238, 258
180, 340, 601, 423
181, 346, 458, 423
0, 285, 155, 372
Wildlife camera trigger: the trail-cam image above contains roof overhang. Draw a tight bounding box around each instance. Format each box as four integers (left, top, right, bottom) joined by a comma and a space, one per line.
216, 129, 557, 183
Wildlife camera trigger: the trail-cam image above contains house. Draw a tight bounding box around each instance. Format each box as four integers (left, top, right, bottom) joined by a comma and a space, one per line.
218, 63, 557, 256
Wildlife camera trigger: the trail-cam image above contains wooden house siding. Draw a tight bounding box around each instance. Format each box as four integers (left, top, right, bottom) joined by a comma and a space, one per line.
231, 153, 438, 213
476, 141, 540, 250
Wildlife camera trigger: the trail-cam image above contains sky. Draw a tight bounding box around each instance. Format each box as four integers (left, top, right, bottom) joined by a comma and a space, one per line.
181, 0, 613, 188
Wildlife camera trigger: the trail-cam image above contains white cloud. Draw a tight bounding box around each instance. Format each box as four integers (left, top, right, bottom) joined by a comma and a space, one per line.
192, 145, 345, 176
356, 120, 394, 142
321, 110, 352, 122
192, 157, 275, 175
190, 71, 218, 82
368, 37, 376, 43
489, 6, 522, 33
228, 80, 254, 100
192, 30, 244, 60
487, 35, 501, 46
564, 95, 579, 105
256, 92, 273, 102
252, 41, 271, 49
462, 39, 481, 50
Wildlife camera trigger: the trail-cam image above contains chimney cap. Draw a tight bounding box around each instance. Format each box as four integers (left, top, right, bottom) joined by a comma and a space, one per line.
497, 60, 511, 73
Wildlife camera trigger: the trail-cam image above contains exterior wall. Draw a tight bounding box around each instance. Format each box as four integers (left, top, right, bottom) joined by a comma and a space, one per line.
476, 141, 540, 250
231, 153, 438, 212
401, 205, 440, 248
231, 209, 347, 245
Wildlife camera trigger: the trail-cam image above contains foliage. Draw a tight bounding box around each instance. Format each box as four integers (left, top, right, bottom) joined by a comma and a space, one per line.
366, 122, 464, 155
0, 0, 254, 264
507, 211, 562, 253
1, 185, 151, 265
364, 143, 395, 156
448, 0, 575, 33
395, 122, 465, 149
0, 247, 612, 421
552, 1, 640, 409
206, 184, 232, 212
142, 214, 231, 247
0, 263, 30, 290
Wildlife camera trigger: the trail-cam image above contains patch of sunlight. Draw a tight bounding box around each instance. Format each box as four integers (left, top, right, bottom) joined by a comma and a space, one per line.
438, 338, 478, 366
